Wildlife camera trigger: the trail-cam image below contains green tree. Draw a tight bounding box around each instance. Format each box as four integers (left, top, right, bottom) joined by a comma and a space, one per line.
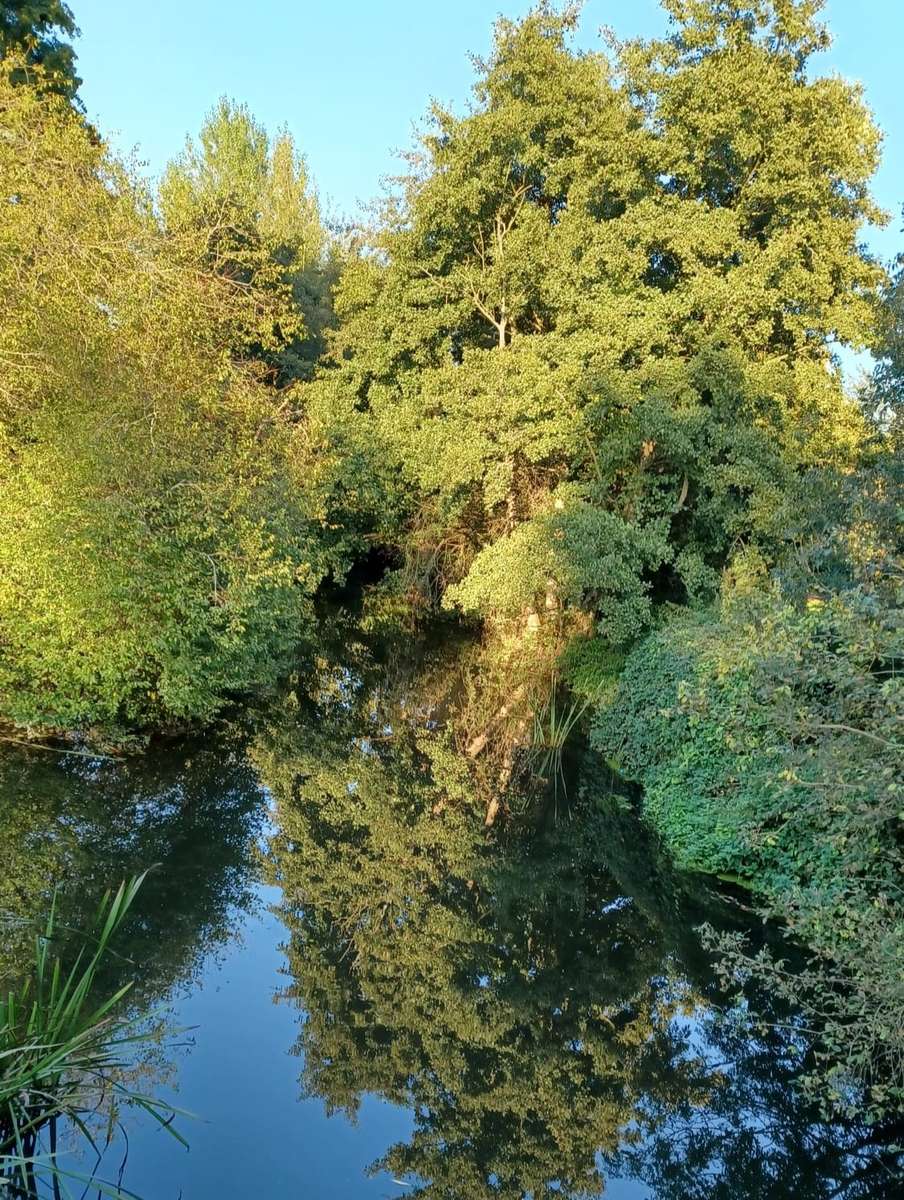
323, 0, 883, 652
0, 1, 79, 100
0, 74, 335, 730
161, 98, 334, 383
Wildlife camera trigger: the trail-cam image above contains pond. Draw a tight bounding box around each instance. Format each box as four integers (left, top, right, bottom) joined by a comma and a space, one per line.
0, 618, 900, 1199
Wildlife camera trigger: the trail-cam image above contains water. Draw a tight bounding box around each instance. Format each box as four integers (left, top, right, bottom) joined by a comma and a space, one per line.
1, 623, 900, 1199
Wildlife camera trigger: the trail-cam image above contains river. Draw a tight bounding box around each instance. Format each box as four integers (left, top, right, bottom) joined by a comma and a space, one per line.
0, 616, 899, 1198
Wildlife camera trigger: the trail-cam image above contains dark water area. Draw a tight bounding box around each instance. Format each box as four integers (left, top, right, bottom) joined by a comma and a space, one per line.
0, 622, 901, 1199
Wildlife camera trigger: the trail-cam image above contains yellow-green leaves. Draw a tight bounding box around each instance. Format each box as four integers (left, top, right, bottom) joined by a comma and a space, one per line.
0, 74, 332, 730
161, 98, 333, 383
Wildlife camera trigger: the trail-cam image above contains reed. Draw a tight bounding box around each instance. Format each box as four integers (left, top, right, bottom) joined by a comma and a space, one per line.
528, 686, 588, 804
0, 874, 186, 1198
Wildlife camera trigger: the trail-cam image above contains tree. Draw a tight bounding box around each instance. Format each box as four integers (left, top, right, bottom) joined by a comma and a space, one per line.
0, 1, 80, 100
322, 0, 883, 654
0, 75, 336, 730
161, 98, 334, 383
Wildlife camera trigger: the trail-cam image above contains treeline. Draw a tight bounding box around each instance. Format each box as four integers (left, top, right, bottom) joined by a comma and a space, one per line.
0, 0, 901, 1118
0, 50, 359, 728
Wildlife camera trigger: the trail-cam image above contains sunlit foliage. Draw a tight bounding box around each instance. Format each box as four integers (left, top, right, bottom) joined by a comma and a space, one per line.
322, 0, 884, 650
161, 98, 335, 382
0, 71, 335, 728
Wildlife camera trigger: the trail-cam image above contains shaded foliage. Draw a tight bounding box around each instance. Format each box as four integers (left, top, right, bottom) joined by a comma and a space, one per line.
0, 1, 79, 100
593, 455, 904, 1117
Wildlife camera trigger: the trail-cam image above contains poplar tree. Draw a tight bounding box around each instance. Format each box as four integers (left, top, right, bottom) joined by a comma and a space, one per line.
161, 99, 334, 382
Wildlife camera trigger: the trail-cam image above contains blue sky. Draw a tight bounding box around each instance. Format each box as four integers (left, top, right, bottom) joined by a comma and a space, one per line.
73, 1, 901, 263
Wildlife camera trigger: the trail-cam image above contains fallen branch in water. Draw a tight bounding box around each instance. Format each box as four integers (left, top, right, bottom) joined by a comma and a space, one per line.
0, 735, 123, 761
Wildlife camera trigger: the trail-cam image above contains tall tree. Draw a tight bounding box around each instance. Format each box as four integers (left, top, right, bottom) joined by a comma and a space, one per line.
161, 98, 334, 383
324, 0, 884, 654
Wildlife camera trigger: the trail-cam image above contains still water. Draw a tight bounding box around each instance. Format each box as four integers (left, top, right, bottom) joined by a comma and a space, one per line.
1, 622, 900, 1199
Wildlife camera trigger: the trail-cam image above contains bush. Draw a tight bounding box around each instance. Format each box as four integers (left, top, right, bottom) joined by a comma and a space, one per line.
0, 70, 335, 730
593, 580, 903, 1115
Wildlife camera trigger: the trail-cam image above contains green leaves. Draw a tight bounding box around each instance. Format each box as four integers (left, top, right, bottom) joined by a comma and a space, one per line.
317, 0, 884, 651
161, 98, 333, 384
0, 874, 187, 1196
0, 4, 80, 101
0, 75, 338, 731
592, 528, 904, 1118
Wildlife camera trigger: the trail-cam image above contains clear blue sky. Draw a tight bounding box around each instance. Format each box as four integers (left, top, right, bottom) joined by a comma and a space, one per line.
73, 1, 901, 263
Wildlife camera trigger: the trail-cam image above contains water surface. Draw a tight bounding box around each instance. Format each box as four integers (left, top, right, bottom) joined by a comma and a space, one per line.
1, 626, 899, 1199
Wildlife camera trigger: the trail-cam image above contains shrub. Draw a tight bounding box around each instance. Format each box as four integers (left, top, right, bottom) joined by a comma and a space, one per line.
593, 582, 903, 1116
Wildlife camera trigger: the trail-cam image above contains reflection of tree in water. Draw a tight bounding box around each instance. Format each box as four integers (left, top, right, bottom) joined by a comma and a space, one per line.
0, 738, 266, 1003
255, 640, 903, 1200
1, 616, 900, 1198
0, 736, 268, 1198
607, 1003, 904, 1200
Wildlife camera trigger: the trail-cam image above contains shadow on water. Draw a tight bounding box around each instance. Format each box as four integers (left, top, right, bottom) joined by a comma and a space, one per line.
0, 613, 901, 1198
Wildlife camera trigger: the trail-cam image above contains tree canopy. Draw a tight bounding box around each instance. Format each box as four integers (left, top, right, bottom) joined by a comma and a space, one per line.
322, 0, 884, 650
161, 98, 335, 383
0, 0, 901, 1134
0, 73, 340, 728
0, 1, 79, 100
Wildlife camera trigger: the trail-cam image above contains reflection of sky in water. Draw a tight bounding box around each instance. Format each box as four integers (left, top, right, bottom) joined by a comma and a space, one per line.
64, 878, 655, 1200
71, 884, 417, 1200
2, 664, 898, 1200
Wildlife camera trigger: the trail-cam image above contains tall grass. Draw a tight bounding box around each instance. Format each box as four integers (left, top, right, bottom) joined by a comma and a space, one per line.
0, 874, 186, 1198
528, 687, 588, 807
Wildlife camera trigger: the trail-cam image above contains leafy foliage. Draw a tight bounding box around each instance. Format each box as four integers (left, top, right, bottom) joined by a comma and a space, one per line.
321, 0, 883, 648
0, 73, 339, 729
0, 1, 79, 100
593, 468, 904, 1115
0, 0, 901, 1142
870, 212, 904, 428
161, 98, 335, 383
